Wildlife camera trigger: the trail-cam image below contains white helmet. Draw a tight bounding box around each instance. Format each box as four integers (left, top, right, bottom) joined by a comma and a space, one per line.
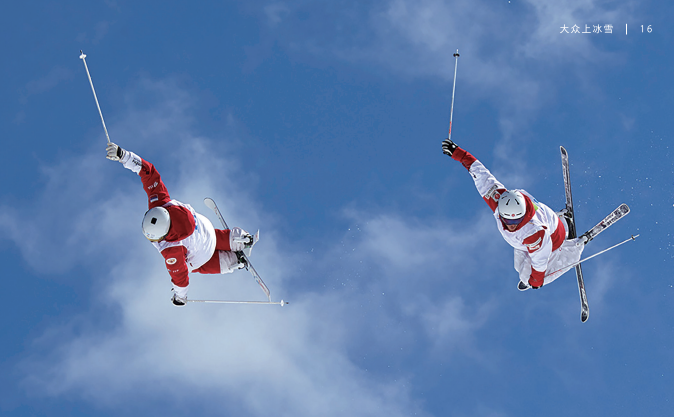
142, 207, 171, 241
498, 190, 526, 223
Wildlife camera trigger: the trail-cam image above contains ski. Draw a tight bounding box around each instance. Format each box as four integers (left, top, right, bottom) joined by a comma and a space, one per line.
581, 203, 630, 243
561, 146, 589, 322
203, 198, 272, 302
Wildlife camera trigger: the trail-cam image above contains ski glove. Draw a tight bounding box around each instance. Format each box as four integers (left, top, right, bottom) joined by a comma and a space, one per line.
172, 292, 187, 307
442, 139, 459, 156
229, 227, 253, 252
106, 142, 126, 161
528, 276, 544, 289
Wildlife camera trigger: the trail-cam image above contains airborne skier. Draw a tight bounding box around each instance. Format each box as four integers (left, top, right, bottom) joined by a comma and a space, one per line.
442, 139, 588, 290
105, 142, 255, 306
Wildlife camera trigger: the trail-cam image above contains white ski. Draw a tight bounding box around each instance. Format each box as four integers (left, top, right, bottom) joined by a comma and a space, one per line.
204, 197, 272, 302
561, 147, 631, 322
582, 204, 630, 242
561, 146, 589, 322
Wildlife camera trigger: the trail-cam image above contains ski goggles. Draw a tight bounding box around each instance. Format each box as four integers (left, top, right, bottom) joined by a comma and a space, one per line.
500, 216, 524, 226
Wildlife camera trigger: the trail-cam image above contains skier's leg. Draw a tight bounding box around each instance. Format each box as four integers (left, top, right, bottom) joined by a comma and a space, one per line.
214, 229, 232, 251
543, 240, 585, 285
214, 228, 254, 252
193, 250, 244, 274
192, 251, 221, 274
217, 251, 245, 273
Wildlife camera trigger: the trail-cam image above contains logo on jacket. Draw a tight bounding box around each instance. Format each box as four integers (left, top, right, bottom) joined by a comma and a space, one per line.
166, 258, 177, 265
526, 237, 542, 252
485, 185, 501, 201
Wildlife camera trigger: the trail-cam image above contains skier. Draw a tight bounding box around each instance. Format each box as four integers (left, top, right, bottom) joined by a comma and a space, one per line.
106, 142, 254, 306
442, 138, 587, 290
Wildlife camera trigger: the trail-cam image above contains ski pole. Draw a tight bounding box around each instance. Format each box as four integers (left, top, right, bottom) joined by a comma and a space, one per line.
79, 51, 111, 144
187, 299, 288, 306
545, 234, 639, 278
447, 49, 460, 140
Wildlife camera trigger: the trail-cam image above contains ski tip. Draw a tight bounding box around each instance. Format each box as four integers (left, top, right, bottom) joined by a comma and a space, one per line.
203, 197, 216, 210
581, 311, 589, 323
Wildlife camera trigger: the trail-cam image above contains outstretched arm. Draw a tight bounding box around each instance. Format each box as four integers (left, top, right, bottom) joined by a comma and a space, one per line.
107, 143, 171, 209
443, 139, 506, 212
107, 143, 189, 305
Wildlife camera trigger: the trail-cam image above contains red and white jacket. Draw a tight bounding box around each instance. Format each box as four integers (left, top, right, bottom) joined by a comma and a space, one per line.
451, 147, 567, 287
121, 151, 217, 296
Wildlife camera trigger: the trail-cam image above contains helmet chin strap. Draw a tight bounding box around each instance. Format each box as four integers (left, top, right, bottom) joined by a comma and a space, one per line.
146, 231, 168, 242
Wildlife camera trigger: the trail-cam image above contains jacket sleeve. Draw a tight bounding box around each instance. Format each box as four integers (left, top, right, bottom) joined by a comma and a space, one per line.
452, 147, 506, 213
161, 245, 191, 289
120, 151, 172, 209
524, 229, 554, 287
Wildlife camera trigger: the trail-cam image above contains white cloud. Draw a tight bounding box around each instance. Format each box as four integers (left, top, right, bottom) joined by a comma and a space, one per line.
366, 0, 636, 137
264, 3, 291, 27
21, 66, 74, 102
323, 208, 506, 357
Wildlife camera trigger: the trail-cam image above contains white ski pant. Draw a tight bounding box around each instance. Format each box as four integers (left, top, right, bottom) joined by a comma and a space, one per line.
218, 251, 241, 274
514, 238, 585, 286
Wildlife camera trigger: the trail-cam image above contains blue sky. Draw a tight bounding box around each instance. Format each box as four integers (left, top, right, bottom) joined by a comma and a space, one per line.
1, 1, 672, 416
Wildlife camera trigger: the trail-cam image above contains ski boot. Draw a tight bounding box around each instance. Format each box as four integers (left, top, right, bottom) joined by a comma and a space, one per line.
557, 208, 576, 239
243, 230, 259, 257
578, 231, 592, 245
235, 251, 249, 270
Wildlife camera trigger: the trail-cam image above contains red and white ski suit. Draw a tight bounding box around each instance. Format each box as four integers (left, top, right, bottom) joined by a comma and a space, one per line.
121, 151, 241, 298
451, 147, 584, 287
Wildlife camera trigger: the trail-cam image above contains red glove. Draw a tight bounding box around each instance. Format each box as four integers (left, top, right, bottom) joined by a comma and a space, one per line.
528, 273, 544, 289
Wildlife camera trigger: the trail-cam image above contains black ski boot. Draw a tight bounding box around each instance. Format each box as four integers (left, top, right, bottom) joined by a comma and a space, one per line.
235, 251, 249, 270
578, 231, 592, 245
